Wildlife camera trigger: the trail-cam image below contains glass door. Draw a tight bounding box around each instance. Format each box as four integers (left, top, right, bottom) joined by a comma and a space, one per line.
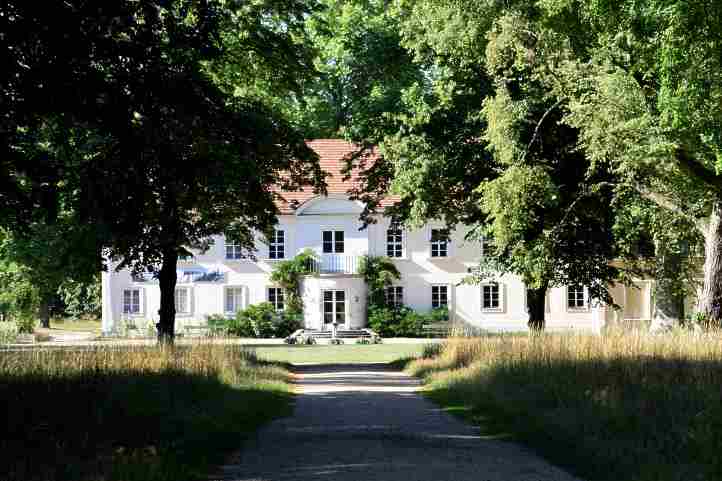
323, 290, 346, 328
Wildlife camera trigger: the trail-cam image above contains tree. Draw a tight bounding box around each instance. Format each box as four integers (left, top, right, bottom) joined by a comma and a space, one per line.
531, 0, 722, 324
2, 1, 326, 343
346, 1, 624, 329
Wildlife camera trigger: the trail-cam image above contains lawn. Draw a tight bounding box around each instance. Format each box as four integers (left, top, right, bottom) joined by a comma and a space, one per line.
1, 345, 292, 481
408, 331, 722, 481
252, 343, 428, 364
45, 317, 102, 333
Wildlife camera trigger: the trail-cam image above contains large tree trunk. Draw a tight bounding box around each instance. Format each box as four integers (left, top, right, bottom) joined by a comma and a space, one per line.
157, 247, 178, 345
698, 200, 722, 327
650, 240, 684, 332
38, 297, 51, 329
526, 281, 548, 331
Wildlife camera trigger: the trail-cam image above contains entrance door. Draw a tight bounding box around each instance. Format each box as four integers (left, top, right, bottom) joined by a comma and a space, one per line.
323, 290, 346, 328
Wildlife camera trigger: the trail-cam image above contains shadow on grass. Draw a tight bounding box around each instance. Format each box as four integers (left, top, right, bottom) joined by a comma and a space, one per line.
1, 369, 293, 481
419, 357, 722, 481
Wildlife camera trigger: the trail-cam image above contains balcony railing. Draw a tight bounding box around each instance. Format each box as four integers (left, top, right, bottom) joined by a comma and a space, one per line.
308, 254, 361, 275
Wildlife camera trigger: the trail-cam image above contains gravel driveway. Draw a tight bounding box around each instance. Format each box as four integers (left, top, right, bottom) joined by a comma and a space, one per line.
212, 363, 582, 481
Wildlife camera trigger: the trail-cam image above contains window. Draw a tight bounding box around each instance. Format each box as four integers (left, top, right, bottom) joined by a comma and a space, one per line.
481, 283, 501, 311
225, 287, 244, 314
323, 290, 345, 324
385, 286, 404, 308
225, 240, 245, 260
267, 287, 285, 311
269, 230, 285, 259
386, 225, 403, 258
122, 289, 141, 314
322, 230, 344, 253
481, 235, 495, 257
430, 229, 449, 258
567, 285, 587, 309
178, 270, 202, 283
175, 287, 191, 315
431, 285, 448, 309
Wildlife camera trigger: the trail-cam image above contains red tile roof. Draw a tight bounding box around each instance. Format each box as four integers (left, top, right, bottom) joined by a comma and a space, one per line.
275, 139, 399, 214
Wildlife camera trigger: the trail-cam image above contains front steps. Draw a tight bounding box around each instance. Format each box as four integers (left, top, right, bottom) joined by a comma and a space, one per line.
285, 328, 380, 344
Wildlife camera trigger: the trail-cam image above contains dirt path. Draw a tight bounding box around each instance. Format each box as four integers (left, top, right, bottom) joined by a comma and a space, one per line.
212, 363, 582, 481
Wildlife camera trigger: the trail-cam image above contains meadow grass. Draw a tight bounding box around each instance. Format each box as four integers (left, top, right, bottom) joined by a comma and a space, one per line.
407, 330, 722, 481
252, 343, 427, 364
1, 344, 292, 481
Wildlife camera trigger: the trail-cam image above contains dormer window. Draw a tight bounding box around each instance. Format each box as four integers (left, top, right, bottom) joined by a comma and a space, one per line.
430, 229, 449, 258
322, 230, 344, 253
225, 241, 246, 260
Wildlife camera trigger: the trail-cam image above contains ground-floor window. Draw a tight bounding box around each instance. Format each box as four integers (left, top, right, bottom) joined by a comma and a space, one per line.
385, 286, 404, 308
123, 288, 141, 314
225, 287, 244, 314
175, 287, 191, 315
431, 285, 448, 309
323, 290, 345, 324
267, 287, 284, 311
567, 285, 587, 309
481, 283, 501, 311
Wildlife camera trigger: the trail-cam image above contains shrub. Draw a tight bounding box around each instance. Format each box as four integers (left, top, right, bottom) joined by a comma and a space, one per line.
0, 322, 19, 344
368, 305, 399, 337
15, 315, 35, 334
275, 311, 303, 338
206, 314, 229, 336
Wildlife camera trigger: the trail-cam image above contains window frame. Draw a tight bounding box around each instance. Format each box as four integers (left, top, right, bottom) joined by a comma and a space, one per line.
481, 282, 503, 312
566, 285, 588, 311
431, 284, 449, 309
224, 286, 245, 315
384, 285, 404, 308
268, 229, 285, 260
267, 287, 285, 311
321, 289, 347, 325
122, 288, 143, 316
224, 240, 247, 261
174, 286, 192, 316
322, 230, 345, 254
430, 228, 450, 258
386, 224, 404, 258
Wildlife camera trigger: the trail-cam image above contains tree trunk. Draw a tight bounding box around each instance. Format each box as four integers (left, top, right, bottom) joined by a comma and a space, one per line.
38, 297, 51, 329
526, 281, 548, 331
157, 247, 178, 345
650, 239, 684, 331
698, 200, 722, 327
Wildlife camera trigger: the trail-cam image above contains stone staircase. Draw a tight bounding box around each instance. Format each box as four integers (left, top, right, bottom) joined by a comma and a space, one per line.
285, 328, 379, 343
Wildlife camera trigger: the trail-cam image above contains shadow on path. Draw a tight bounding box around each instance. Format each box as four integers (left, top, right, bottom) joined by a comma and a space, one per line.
211, 363, 582, 481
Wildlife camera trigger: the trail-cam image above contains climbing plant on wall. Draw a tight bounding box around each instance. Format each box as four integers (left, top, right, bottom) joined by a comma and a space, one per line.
269, 249, 317, 316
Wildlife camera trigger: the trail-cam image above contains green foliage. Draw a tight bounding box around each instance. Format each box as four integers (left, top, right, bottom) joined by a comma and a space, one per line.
368, 305, 448, 338
269, 249, 317, 316
58, 276, 101, 319
358, 255, 401, 308
212, 303, 301, 339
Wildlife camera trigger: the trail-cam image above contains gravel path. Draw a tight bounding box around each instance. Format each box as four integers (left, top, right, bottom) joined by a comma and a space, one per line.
212, 363, 583, 481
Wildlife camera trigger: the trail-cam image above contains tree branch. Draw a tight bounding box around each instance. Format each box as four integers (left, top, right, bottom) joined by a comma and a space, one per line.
674, 147, 722, 195
634, 183, 708, 234
521, 98, 564, 163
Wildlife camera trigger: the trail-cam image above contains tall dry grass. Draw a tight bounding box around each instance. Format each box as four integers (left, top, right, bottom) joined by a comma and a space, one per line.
409, 329, 722, 481
1, 344, 292, 481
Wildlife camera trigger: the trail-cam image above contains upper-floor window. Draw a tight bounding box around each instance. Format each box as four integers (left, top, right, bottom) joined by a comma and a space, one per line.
567, 285, 587, 309
322, 230, 344, 253
385, 286, 404, 308
225, 286, 244, 314
267, 287, 285, 311
387, 225, 403, 258
123, 288, 141, 314
175, 287, 191, 315
269, 230, 285, 259
431, 285, 448, 309
430, 229, 449, 258
481, 283, 502, 311
225, 240, 246, 260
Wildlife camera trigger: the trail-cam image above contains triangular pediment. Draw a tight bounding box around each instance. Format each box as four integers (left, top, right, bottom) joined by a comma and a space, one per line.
295, 195, 364, 215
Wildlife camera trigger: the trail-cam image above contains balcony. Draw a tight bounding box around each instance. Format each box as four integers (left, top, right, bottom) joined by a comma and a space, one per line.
308, 254, 362, 275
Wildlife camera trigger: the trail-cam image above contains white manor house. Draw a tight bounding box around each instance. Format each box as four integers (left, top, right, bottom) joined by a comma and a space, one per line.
101, 139, 654, 335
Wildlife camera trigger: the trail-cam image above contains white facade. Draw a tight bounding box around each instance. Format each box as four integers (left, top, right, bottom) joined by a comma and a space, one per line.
101, 194, 653, 335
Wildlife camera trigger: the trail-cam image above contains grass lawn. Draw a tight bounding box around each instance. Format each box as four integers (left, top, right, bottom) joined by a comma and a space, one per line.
408, 332, 722, 481
252, 343, 428, 364
1, 345, 292, 481
46, 317, 102, 332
